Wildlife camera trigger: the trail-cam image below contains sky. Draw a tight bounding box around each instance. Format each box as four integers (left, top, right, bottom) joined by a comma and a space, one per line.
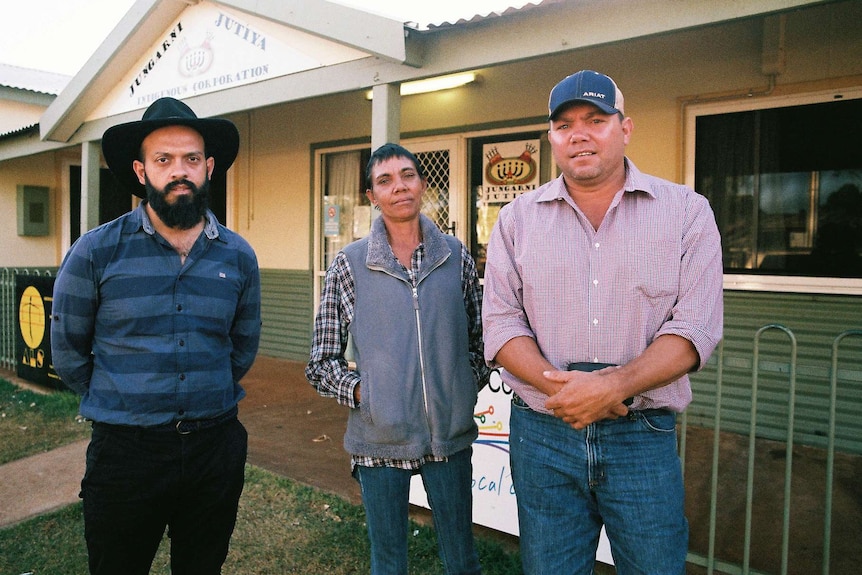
1, 0, 531, 77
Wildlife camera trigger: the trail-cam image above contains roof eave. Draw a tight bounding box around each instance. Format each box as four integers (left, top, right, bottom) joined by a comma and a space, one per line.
40, 0, 181, 143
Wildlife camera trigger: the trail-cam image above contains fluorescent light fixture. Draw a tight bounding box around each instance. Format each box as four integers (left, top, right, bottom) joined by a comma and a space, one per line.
365, 72, 477, 99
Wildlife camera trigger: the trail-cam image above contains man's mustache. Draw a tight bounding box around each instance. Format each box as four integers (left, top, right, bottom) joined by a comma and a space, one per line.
165, 179, 197, 193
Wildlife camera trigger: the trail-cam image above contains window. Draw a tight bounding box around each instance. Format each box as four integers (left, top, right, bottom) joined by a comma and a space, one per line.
467, 130, 551, 277
320, 149, 369, 270
314, 140, 458, 279
695, 97, 862, 279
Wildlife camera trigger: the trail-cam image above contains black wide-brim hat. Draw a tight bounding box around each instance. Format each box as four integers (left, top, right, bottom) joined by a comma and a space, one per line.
102, 97, 239, 198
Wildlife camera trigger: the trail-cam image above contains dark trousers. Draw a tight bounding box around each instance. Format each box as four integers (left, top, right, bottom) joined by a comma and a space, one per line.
81, 416, 247, 575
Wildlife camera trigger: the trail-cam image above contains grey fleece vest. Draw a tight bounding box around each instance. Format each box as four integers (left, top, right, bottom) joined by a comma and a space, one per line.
342, 215, 478, 460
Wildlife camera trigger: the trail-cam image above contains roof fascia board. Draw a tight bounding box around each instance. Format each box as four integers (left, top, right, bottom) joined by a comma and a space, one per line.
0, 131, 70, 162
40, 0, 180, 143
218, 0, 422, 66
382, 0, 832, 84
0, 86, 55, 107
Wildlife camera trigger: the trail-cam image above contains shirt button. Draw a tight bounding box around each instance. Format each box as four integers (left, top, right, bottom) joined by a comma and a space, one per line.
179, 340, 185, 347
179, 373, 186, 381
176, 304, 183, 311
593, 357, 599, 362
593, 279, 598, 286
592, 318, 599, 325
594, 242, 600, 249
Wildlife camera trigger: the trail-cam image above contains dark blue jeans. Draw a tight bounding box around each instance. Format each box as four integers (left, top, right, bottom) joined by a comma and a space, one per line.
510, 401, 688, 575
355, 447, 482, 575
81, 416, 247, 575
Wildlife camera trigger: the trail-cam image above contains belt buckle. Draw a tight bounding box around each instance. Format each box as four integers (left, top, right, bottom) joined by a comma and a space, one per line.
176, 420, 192, 435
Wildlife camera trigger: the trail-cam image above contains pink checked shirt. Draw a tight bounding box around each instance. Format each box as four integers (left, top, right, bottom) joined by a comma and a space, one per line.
482, 159, 724, 414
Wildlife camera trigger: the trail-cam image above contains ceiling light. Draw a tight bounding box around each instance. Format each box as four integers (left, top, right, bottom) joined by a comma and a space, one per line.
365, 72, 477, 100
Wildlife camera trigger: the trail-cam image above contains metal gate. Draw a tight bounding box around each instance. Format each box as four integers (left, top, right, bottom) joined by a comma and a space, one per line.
681, 326, 860, 574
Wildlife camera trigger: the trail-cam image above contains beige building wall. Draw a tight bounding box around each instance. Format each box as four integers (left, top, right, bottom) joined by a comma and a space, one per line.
0, 151, 62, 267
0, 100, 44, 135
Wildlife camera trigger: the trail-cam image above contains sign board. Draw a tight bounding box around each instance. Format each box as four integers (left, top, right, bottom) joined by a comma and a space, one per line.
324, 204, 341, 237
88, 0, 368, 120
15, 275, 62, 389
476, 139, 541, 246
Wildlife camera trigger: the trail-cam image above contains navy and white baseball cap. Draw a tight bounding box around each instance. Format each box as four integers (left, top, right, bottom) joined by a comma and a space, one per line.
548, 70, 624, 119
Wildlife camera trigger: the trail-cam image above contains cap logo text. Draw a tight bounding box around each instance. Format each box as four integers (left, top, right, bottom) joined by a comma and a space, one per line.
583, 91, 606, 99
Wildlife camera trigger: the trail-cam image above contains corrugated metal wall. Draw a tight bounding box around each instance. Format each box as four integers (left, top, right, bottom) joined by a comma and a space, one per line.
688, 290, 862, 455
258, 268, 314, 362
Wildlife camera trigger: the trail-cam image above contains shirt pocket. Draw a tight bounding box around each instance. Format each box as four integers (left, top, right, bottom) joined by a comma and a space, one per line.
625, 240, 679, 302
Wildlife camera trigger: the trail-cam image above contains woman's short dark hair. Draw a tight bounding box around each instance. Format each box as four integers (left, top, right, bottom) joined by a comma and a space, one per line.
365, 143, 426, 190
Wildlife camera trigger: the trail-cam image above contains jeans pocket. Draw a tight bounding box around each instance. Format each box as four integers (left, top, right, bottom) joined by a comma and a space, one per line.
636, 410, 677, 433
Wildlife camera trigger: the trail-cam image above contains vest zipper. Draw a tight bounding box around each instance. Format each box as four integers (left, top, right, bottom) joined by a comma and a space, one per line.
413, 286, 431, 429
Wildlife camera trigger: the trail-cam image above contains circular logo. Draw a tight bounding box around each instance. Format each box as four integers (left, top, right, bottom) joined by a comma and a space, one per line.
19, 285, 46, 349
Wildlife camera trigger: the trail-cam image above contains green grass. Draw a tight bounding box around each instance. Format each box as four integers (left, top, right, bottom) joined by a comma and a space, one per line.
0, 466, 524, 574
0, 376, 525, 574
0, 378, 90, 464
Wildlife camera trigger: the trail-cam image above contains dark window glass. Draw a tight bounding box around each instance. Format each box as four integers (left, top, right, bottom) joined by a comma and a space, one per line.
695, 98, 862, 277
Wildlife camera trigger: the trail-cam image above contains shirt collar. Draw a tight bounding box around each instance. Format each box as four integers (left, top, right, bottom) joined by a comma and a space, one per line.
537, 158, 657, 203
622, 158, 657, 199
365, 213, 450, 273
127, 201, 221, 240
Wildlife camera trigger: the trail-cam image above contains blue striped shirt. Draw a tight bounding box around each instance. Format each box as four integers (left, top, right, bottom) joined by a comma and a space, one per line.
51, 203, 261, 426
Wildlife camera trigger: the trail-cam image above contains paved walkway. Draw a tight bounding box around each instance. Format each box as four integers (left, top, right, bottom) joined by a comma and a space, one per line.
0, 439, 87, 527
0, 355, 360, 528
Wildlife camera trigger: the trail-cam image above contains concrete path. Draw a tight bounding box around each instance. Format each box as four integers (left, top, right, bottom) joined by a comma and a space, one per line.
0, 439, 87, 528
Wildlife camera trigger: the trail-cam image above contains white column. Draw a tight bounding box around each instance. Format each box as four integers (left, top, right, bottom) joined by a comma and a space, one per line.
80, 141, 101, 233
371, 83, 401, 152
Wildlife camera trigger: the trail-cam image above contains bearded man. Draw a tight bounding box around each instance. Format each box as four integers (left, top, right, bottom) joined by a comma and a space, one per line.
51, 97, 261, 575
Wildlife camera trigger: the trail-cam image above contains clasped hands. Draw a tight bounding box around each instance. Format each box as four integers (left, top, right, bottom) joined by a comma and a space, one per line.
543, 365, 629, 429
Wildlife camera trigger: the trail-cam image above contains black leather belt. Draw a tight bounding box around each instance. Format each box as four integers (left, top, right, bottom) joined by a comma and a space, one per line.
95, 406, 238, 435
512, 393, 664, 417
172, 406, 238, 435
512, 393, 530, 408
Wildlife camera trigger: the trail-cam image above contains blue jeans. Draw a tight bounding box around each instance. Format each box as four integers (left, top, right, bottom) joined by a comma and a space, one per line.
81, 416, 247, 575
510, 400, 687, 575
355, 447, 482, 575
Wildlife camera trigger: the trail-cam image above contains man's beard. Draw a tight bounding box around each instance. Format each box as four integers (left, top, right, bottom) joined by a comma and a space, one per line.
145, 175, 210, 230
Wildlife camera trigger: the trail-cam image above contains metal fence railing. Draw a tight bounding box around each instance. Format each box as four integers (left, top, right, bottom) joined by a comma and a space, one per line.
682, 326, 860, 575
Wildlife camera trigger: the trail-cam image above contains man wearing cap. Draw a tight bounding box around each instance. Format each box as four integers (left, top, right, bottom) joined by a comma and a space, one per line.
51, 97, 261, 574
482, 70, 723, 573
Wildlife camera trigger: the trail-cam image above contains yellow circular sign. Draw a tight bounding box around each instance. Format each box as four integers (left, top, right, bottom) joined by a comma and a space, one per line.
19, 285, 46, 349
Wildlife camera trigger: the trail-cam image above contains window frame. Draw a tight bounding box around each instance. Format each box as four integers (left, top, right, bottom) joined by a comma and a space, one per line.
684, 85, 862, 296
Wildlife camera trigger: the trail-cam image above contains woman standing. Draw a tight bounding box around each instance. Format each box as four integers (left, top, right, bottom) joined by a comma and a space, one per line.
306, 143, 487, 575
